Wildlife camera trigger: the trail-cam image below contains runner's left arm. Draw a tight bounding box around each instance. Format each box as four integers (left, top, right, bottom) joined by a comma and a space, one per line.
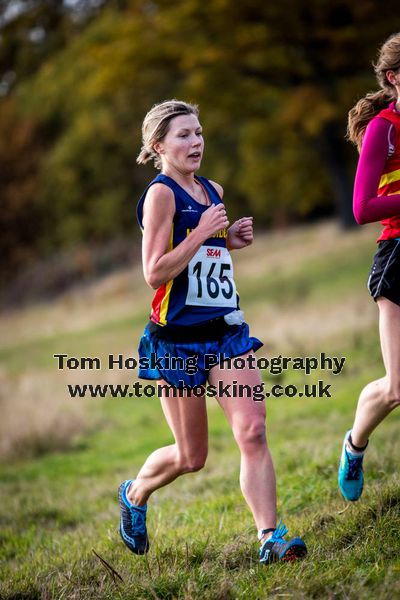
353, 117, 400, 224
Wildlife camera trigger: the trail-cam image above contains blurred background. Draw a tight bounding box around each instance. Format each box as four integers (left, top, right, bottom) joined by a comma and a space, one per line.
1, 2, 400, 598
2, 0, 400, 307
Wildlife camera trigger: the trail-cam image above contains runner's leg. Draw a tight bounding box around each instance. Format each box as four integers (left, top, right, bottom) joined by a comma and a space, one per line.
128, 382, 208, 506
208, 352, 276, 531
351, 297, 400, 447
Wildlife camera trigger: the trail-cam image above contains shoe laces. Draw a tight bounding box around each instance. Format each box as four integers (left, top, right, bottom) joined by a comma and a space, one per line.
270, 520, 288, 544
129, 507, 146, 535
346, 454, 363, 480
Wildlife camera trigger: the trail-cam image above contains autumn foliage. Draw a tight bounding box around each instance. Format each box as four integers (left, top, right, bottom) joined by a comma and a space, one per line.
0, 0, 398, 289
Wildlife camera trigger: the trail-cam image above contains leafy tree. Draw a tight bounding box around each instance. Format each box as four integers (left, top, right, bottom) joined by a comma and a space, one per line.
2, 0, 400, 290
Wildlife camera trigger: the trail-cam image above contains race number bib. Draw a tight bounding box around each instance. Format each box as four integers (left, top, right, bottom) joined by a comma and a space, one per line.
186, 246, 237, 307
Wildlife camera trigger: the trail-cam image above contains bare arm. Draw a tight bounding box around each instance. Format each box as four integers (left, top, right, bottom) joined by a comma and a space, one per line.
142, 183, 229, 289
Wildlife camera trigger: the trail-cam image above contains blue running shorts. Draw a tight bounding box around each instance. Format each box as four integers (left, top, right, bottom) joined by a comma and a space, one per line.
138, 321, 263, 389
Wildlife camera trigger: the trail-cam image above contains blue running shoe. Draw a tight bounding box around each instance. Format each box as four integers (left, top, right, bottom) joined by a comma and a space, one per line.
259, 521, 307, 564
118, 479, 149, 554
338, 430, 364, 502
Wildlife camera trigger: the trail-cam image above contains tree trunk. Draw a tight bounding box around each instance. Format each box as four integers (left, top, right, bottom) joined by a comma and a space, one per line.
319, 122, 356, 229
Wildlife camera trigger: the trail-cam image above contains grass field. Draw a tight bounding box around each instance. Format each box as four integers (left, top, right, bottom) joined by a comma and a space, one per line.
1, 221, 399, 599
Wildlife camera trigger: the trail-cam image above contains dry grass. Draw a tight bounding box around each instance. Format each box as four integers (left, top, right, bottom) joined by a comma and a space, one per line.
250, 290, 377, 353
0, 263, 151, 351
0, 369, 88, 460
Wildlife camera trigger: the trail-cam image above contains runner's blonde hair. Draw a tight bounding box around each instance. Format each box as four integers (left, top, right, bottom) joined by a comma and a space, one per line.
137, 100, 199, 169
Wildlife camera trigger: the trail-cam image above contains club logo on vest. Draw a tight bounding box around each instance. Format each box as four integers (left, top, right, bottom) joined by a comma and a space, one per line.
182, 205, 198, 213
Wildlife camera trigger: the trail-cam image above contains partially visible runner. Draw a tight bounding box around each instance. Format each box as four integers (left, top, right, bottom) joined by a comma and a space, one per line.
338, 33, 400, 501
118, 99, 307, 564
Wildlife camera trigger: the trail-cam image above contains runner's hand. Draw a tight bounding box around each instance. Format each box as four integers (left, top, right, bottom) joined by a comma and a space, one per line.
227, 217, 254, 249
197, 204, 229, 240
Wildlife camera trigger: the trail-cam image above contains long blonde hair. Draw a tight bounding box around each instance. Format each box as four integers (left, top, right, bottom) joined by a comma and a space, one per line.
348, 33, 400, 150
137, 99, 199, 169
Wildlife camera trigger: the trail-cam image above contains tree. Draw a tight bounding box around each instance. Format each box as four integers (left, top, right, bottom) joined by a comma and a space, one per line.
2, 0, 400, 288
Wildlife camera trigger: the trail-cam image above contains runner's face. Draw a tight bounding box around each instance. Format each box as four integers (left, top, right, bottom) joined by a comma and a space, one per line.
156, 114, 204, 174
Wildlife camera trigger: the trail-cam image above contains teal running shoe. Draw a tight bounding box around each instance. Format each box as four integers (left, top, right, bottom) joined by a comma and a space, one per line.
338, 430, 364, 501
259, 521, 307, 564
118, 479, 149, 554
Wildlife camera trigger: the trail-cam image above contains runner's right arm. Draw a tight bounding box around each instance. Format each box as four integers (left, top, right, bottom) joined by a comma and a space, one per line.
142, 183, 229, 289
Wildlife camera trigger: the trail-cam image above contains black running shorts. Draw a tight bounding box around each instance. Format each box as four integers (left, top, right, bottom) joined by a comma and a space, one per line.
367, 238, 400, 306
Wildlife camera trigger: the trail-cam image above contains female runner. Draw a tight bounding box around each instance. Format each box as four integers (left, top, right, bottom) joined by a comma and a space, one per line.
118, 100, 307, 564
338, 33, 400, 501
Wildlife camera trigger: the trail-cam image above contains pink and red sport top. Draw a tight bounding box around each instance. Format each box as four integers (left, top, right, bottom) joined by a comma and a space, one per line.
353, 100, 400, 240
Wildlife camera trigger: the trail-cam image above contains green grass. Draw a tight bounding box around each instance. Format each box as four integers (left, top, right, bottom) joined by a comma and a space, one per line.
0, 311, 148, 374
1, 222, 399, 599
1, 357, 399, 599
237, 234, 370, 306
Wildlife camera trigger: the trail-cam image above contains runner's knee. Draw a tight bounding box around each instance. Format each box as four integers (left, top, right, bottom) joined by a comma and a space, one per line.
177, 448, 208, 473
382, 380, 400, 409
233, 418, 266, 451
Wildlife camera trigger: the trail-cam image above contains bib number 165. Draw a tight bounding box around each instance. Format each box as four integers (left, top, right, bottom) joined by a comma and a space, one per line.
186, 246, 237, 307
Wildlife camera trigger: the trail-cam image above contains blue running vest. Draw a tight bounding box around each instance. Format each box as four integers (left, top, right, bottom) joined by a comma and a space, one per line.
136, 174, 240, 326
